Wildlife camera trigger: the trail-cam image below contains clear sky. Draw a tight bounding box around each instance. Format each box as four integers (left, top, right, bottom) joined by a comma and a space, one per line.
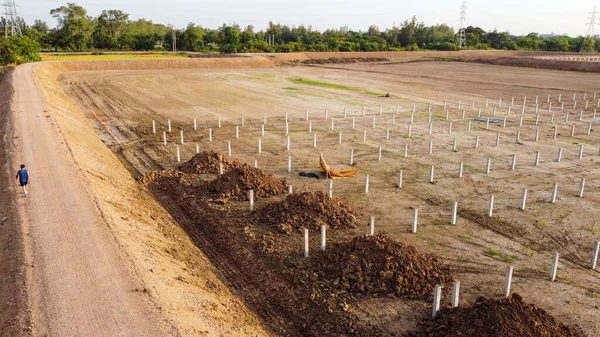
15, 0, 599, 37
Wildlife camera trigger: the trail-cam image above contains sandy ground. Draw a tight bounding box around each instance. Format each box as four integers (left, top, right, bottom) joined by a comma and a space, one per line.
55, 60, 600, 335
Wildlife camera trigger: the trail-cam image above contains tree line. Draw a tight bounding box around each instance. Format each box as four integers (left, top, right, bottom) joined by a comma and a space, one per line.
1, 2, 599, 65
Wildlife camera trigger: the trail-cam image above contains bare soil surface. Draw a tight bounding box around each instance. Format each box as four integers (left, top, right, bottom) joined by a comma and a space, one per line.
471, 57, 600, 73
24, 55, 600, 336
141, 169, 455, 336
10, 63, 177, 336
0, 69, 28, 337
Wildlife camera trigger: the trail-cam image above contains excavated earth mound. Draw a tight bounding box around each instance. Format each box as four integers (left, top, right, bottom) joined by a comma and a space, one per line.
209, 165, 288, 201
407, 293, 586, 337
258, 191, 357, 232
316, 235, 454, 300
294, 57, 390, 65
178, 151, 238, 175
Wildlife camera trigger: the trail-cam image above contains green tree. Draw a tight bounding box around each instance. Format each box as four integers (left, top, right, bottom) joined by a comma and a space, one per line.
24, 19, 53, 50
515, 33, 543, 50
218, 25, 241, 53
50, 3, 93, 51
398, 16, 424, 47
0, 35, 41, 65
93, 10, 129, 50
119, 19, 167, 50
182, 23, 203, 51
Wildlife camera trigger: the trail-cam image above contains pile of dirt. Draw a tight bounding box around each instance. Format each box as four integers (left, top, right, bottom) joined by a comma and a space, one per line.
317, 235, 454, 300
294, 57, 389, 65
407, 293, 586, 337
178, 151, 239, 175
208, 166, 288, 201
258, 191, 357, 232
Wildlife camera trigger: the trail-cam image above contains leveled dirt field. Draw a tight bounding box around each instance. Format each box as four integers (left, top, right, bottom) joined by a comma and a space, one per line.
34, 54, 600, 336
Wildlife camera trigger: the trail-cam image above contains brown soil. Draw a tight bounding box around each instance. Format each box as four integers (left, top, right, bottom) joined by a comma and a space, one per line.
138, 169, 182, 187
178, 151, 238, 174
293, 57, 389, 65
0, 69, 28, 336
46, 56, 276, 72
317, 234, 454, 300
143, 170, 378, 336
407, 293, 586, 337
258, 191, 357, 232
208, 165, 288, 201
471, 57, 600, 73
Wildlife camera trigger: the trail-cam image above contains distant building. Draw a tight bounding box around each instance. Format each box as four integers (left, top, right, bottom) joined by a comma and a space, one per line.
540, 33, 561, 38
340, 26, 349, 34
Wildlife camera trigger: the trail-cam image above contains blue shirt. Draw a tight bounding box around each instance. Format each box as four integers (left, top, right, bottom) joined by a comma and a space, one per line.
17, 170, 28, 183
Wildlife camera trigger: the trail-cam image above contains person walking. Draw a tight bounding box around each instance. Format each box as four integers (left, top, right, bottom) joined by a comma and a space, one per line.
16, 164, 29, 196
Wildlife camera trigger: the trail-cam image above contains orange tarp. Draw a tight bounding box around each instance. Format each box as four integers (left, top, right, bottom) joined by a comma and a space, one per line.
320, 153, 359, 179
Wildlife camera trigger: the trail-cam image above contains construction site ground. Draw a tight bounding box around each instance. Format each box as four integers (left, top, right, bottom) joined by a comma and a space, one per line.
2, 52, 599, 336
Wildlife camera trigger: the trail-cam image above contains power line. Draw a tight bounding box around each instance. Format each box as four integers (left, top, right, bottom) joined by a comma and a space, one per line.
581, 4, 599, 53
456, 1, 467, 49
3, 0, 22, 38
586, 4, 599, 38
169, 24, 176, 52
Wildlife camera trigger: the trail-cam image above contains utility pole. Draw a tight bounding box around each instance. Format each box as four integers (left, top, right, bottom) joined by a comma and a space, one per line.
3, 0, 22, 38
169, 24, 176, 52
582, 5, 599, 53
456, 1, 467, 49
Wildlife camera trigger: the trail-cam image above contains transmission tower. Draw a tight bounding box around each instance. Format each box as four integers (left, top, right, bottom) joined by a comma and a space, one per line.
3, 0, 22, 38
581, 5, 600, 53
456, 1, 467, 49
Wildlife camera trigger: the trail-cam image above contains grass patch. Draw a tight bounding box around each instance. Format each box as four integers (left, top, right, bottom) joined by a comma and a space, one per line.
532, 218, 547, 228
520, 247, 535, 257
581, 226, 596, 234
288, 77, 381, 96
41, 53, 188, 61
458, 234, 472, 240
282, 87, 301, 91
483, 249, 519, 263
585, 289, 598, 298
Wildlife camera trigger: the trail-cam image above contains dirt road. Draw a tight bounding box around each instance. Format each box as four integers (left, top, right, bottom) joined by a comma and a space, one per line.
10, 63, 175, 336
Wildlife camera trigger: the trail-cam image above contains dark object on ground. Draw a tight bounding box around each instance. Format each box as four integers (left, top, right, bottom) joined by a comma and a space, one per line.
406, 293, 586, 337
294, 57, 389, 65
299, 172, 320, 179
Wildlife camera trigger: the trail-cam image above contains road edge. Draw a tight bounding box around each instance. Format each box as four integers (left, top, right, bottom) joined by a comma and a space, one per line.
0, 66, 30, 337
